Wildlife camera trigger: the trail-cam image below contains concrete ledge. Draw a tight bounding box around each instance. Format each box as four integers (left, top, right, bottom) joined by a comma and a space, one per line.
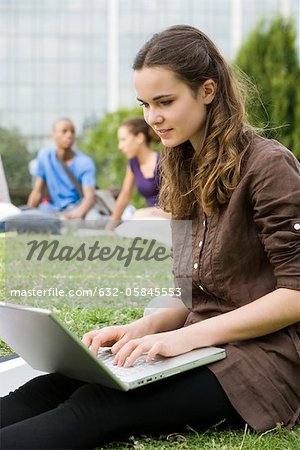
0, 355, 46, 396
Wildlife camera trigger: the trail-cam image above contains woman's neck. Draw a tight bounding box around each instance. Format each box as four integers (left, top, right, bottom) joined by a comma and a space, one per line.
136, 145, 155, 164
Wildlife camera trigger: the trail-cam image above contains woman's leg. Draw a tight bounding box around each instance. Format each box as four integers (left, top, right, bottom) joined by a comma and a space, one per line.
0, 373, 84, 428
1, 367, 243, 450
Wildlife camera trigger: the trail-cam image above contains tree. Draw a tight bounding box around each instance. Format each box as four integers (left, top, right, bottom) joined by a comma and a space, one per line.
0, 127, 32, 204
292, 82, 300, 157
235, 15, 300, 159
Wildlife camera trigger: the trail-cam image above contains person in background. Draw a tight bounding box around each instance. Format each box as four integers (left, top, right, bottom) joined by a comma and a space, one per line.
106, 117, 169, 230
27, 118, 96, 220
1, 25, 299, 450
0, 155, 21, 232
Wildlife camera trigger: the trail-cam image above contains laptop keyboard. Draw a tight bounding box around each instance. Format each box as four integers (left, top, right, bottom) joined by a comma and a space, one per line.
97, 347, 166, 379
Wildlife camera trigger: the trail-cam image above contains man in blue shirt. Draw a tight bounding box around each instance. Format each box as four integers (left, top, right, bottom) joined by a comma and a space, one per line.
27, 118, 96, 220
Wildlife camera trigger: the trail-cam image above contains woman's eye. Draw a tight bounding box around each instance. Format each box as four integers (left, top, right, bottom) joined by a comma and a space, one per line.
138, 101, 149, 108
161, 100, 173, 106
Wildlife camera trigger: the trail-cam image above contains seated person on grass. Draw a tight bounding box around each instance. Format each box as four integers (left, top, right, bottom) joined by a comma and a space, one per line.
27, 118, 97, 221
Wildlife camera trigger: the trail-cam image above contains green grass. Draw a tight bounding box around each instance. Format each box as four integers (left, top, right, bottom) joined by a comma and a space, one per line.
0, 234, 299, 450
4, 233, 173, 309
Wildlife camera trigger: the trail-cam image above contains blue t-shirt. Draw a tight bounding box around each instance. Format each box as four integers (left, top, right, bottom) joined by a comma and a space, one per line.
36, 148, 96, 211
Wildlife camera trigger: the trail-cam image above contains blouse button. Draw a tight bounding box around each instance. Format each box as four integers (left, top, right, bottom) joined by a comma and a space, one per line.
294, 223, 300, 231
198, 284, 204, 291
202, 220, 206, 227
199, 240, 203, 247
193, 263, 198, 269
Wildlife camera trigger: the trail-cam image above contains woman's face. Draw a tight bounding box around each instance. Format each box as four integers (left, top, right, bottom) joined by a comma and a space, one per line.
134, 66, 215, 149
117, 126, 142, 159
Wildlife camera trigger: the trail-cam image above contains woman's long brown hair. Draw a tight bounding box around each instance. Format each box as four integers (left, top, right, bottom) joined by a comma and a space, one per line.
133, 25, 254, 217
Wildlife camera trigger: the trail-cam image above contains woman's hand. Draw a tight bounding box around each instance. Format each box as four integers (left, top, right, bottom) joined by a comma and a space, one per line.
61, 209, 82, 220
82, 308, 191, 363
81, 320, 153, 356
113, 328, 193, 367
104, 218, 120, 231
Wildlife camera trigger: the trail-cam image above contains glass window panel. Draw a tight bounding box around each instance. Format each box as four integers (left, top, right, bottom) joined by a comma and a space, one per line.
40, 13, 59, 34
88, 62, 107, 86
56, 87, 83, 110
89, 37, 107, 61
119, 84, 137, 109
88, 11, 107, 34
0, 86, 9, 109
88, 88, 106, 109
37, 114, 56, 137
80, 88, 105, 112
31, 87, 59, 111
36, 37, 59, 59
119, 36, 140, 61
27, 113, 49, 139
57, 62, 84, 86
15, 0, 47, 11
89, 0, 106, 12
57, 12, 85, 36
14, 86, 33, 110
13, 37, 35, 59
65, 0, 87, 11
59, 37, 85, 59
16, 61, 36, 84
35, 62, 59, 85
0, 38, 9, 58
0, 12, 12, 34
2, 86, 17, 110
40, 0, 61, 10
1, 113, 19, 133
0, 62, 10, 83
16, 11, 36, 34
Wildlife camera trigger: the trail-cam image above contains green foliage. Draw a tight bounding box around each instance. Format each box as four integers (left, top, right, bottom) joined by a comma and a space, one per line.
0, 127, 32, 203
235, 15, 300, 159
292, 83, 300, 157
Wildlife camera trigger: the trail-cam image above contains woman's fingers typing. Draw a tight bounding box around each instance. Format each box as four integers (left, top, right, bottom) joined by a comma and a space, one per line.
113, 336, 168, 367
123, 345, 148, 368
111, 335, 131, 354
81, 324, 175, 364
113, 340, 142, 367
82, 326, 123, 355
81, 330, 100, 348
146, 342, 164, 363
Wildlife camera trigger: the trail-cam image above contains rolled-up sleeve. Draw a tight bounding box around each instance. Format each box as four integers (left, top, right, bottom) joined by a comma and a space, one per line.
36, 150, 46, 181
80, 158, 96, 187
251, 145, 300, 290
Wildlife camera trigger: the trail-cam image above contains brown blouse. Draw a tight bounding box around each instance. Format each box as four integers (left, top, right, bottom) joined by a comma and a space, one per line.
171, 136, 300, 432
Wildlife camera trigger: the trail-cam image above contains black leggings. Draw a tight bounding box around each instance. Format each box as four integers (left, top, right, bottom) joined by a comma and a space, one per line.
0, 368, 243, 449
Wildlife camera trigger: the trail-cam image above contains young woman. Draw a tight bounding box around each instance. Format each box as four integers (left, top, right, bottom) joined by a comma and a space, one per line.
1, 25, 299, 449
106, 117, 169, 230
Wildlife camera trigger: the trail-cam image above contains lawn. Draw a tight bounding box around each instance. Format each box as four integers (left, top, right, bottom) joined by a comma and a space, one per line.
0, 233, 299, 450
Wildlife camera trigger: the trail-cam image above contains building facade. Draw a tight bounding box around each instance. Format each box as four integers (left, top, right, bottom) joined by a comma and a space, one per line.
0, 0, 299, 150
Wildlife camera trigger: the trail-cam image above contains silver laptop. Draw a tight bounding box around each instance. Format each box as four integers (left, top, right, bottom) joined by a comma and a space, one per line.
0, 303, 226, 391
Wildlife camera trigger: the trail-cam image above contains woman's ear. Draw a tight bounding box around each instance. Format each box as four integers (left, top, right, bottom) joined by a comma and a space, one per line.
202, 79, 217, 105
136, 131, 145, 144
